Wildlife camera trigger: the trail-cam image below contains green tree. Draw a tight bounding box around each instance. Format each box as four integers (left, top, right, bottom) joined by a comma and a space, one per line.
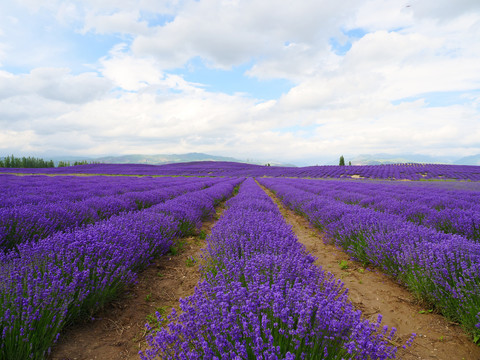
74, 160, 89, 166
12, 155, 21, 168
1, 155, 56, 168
339, 155, 345, 166
58, 161, 70, 167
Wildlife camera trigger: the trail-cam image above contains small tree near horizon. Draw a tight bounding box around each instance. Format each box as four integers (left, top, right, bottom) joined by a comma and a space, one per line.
339, 155, 345, 166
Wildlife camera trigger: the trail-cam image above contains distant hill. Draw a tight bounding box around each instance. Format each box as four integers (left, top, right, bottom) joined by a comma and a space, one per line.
454, 154, 480, 166
51, 152, 296, 167
94, 153, 241, 165
40, 152, 480, 167
335, 153, 460, 166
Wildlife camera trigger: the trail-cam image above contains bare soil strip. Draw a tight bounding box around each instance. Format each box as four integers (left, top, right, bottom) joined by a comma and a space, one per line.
260, 184, 480, 360
49, 206, 225, 360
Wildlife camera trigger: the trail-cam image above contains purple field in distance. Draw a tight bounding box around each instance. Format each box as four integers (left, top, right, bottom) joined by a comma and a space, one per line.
2, 162, 480, 181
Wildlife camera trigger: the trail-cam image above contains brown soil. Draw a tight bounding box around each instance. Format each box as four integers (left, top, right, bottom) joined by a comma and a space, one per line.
260, 184, 480, 360
49, 206, 225, 360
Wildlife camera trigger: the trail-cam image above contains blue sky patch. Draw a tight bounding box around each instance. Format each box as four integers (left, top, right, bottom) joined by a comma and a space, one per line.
140, 12, 175, 27
273, 124, 319, 138
330, 28, 367, 55
392, 90, 480, 107
329, 38, 352, 55
68, 33, 123, 72
344, 28, 368, 38
171, 57, 294, 100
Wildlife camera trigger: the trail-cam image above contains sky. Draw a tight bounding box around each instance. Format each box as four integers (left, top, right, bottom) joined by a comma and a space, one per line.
0, 0, 479, 166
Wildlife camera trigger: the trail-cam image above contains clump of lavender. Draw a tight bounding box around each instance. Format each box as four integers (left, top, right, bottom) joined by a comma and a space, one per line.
141, 178, 400, 359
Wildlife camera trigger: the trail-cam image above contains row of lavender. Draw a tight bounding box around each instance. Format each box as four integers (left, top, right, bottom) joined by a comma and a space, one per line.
0, 176, 224, 251
2, 162, 480, 181
0, 174, 192, 208
280, 178, 480, 241
141, 178, 405, 360
258, 178, 480, 342
0, 177, 243, 360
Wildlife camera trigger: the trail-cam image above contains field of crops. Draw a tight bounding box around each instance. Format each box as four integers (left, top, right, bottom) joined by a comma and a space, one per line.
141, 178, 402, 359
2, 162, 480, 181
257, 177, 480, 342
0, 174, 243, 359
1, 163, 480, 359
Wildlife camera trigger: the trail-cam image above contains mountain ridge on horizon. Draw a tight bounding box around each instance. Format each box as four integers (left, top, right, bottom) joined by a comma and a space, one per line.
323, 153, 480, 166
46, 152, 297, 167
6, 152, 480, 167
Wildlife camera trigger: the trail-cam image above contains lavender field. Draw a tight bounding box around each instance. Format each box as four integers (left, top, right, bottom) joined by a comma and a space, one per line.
0, 173, 243, 359
2, 162, 480, 181
1, 162, 480, 359
257, 177, 480, 342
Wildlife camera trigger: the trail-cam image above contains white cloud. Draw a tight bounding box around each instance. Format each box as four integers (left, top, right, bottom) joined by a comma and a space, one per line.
80, 0, 180, 14
3, 79, 476, 163
81, 10, 150, 35
99, 44, 163, 91
0, 129, 38, 154
13, 90, 256, 156
0, 43, 5, 66
409, 0, 480, 21
350, 0, 413, 32
132, 0, 359, 71
0, 68, 112, 103
99, 43, 206, 94
278, 15, 480, 109
55, 2, 81, 26
245, 42, 339, 82
31, 68, 113, 103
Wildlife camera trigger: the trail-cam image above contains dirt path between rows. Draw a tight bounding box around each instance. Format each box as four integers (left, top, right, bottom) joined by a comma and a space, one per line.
49, 204, 226, 360
260, 184, 480, 360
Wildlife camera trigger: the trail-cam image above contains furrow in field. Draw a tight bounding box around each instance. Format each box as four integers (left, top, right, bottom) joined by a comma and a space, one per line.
49, 201, 229, 360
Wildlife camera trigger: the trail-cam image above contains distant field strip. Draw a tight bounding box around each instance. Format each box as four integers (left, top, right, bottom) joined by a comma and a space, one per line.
0, 176, 230, 251
3, 162, 480, 180
265, 178, 480, 241
0, 175, 203, 208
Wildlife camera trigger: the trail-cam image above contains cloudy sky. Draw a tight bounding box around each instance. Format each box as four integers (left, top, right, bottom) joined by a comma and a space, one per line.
0, 0, 479, 165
